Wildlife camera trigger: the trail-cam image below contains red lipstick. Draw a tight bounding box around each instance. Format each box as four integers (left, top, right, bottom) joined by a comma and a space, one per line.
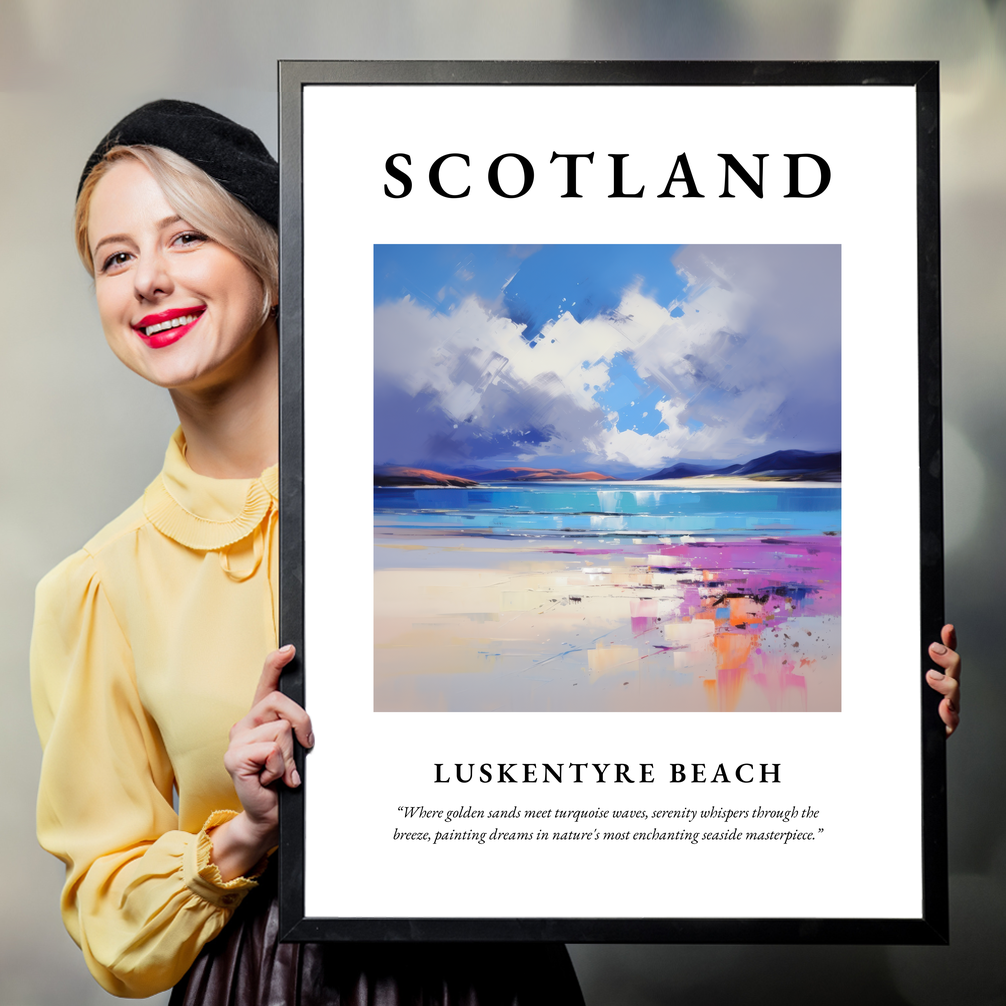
132, 306, 205, 349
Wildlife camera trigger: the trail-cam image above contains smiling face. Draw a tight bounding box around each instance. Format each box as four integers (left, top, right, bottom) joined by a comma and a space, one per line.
87, 158, 272, 392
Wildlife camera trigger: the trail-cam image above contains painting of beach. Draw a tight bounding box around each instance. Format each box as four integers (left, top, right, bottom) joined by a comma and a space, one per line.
374, 245, 841, 712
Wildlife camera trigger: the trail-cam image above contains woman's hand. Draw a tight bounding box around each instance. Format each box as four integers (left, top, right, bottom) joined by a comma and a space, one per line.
926, 624, 961, 737
209, 645, 314, 881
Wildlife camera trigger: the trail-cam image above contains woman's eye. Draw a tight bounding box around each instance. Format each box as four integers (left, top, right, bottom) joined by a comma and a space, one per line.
101, 251, 132, 273
173, 231, 208, 248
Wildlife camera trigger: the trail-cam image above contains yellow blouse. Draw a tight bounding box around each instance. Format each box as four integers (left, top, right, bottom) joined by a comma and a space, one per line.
31, 428, 279, 998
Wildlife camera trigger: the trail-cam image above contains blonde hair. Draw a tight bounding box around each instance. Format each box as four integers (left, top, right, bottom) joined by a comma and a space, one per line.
75, 145, 278, 323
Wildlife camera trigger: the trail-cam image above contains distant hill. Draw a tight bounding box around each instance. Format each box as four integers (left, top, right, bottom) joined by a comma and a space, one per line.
374, 466, 479, 487
640, 449, 841, 482
638, 461, 740, 480
472, 467, 616, 482
733, 450, 841, 480
378, 464, 619, 483
378, 451, 840, 485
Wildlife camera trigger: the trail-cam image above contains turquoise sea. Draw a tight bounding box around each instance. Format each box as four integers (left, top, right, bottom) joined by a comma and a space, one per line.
374, 483, 841, 538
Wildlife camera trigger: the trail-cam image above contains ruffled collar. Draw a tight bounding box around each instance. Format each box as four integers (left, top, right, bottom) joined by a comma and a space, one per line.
143, 428, 278, 551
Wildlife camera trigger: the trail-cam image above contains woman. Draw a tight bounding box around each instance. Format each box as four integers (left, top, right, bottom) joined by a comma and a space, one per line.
33, 99, 963, 1003
31, 100, 585, 1004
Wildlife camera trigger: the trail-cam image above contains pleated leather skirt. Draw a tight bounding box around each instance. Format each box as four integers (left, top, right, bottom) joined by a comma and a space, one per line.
169, 869, 585, 1006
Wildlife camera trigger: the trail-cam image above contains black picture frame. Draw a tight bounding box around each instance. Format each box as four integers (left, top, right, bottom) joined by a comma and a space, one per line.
277, 60, 945, 944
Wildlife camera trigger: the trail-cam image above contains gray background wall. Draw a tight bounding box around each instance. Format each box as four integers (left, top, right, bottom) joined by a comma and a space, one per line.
1, 2, 1002, 1003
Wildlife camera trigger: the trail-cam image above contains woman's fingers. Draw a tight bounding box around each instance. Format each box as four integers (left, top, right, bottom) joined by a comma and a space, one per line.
255, 691, 313, 749
928, 629, 961, 684
252, 644, 296, 706
258, 741, 289, 788
230, 719, 302, 788
927, 623, 961, 737
924, 679, 960, 736
242, 644, 314, 749
232, 689, 314, 750
224, 738, 287, 788
223, 644, 312, 815
218, 646, 310, 846
941, 623, 958, 654
926, 667, 959, 705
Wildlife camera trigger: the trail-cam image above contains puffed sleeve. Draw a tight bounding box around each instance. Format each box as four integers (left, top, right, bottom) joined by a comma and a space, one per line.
31, 549, 261, 998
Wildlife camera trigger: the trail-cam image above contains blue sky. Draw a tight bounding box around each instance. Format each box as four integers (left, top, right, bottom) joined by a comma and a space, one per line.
374, 244, 687, 338
373, 244, 841, 476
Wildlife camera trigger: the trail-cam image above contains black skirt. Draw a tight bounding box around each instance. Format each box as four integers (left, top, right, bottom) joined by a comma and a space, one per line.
169, 869, 585, 1006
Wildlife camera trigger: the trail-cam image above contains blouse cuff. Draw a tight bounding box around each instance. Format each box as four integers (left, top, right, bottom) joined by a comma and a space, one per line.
183, 810, 269, 909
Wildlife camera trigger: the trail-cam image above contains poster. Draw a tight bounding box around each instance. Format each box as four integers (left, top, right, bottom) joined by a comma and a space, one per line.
278, 62, 945, 942
372, 241, 841, 715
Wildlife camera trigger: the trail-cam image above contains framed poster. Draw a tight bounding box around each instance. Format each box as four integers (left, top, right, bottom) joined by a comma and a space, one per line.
277, 61, 946, 943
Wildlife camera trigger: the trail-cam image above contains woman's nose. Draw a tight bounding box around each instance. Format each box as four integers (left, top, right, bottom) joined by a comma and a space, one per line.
133, 249, 173, 302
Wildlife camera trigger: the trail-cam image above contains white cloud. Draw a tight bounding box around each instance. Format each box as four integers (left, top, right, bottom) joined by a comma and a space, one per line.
374, 245, 840, 470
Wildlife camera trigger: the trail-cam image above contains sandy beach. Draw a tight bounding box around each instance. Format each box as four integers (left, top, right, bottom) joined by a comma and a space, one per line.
374, 531, 841, 712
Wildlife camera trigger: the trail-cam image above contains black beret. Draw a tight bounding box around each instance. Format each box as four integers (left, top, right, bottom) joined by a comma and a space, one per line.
78, 99, 278, 228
